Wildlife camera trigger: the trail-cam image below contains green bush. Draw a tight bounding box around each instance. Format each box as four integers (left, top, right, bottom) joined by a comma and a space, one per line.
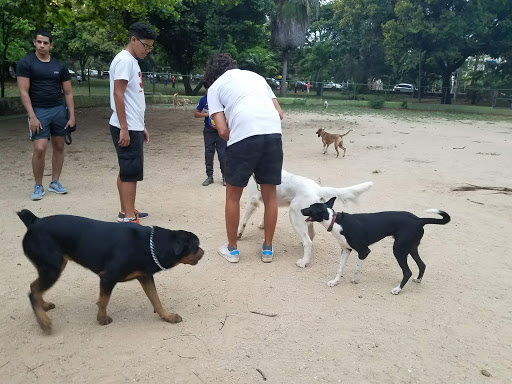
369, 97, 385, 109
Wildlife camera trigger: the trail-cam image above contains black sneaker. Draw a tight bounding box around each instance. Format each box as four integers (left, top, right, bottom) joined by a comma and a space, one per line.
202, 177, 214, 186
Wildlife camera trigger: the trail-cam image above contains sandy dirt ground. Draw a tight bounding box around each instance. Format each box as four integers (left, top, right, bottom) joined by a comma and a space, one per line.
0, 105, 511, 384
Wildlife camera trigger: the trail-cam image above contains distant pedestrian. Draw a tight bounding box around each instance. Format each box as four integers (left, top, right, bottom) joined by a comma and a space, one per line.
76, 74, 81, 86
307, 81, 310, 94
172, 75, 176, 88
163, 74, 169, 87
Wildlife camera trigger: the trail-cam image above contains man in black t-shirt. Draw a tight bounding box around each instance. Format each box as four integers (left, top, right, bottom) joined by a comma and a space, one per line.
17, 29, 75, 201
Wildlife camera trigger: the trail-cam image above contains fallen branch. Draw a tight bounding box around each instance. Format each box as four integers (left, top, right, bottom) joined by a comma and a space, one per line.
219, 313, 228, 331
467, 198, 484, 205
452, 184, 512, 194
249, 310, 277, 317
393, 131, 410, 134
452, 146, 466, 149
256, 368, 267, 381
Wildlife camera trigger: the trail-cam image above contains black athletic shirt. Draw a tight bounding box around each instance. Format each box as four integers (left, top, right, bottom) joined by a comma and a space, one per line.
16, 53, 71, 108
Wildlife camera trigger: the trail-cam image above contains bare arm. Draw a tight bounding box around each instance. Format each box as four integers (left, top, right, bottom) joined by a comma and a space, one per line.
113, 79, 130, 147
194, 110, 208, 118
62, 80, 75, 128
211, 112, 229, 141
17, 76, 41, 134
273, 98, 283, 120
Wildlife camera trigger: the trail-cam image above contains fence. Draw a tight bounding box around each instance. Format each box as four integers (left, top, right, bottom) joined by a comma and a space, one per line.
1, 59, 511, 109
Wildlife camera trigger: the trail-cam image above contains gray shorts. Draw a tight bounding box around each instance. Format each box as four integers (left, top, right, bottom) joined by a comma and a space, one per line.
29, 105, 68, 141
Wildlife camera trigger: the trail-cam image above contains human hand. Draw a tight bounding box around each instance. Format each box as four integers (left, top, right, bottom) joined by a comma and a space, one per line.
30, 116, 42, 134
119, 128, 130, 147
144, 127, 149, 143
65, 116, 75, 129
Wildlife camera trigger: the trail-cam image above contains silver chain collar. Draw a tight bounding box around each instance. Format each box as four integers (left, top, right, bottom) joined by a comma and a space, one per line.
150, 227, 167, 271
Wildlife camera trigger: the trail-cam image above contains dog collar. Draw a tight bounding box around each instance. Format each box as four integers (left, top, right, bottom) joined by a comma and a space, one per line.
327, 212, 337, 232
150, 227, 167, 271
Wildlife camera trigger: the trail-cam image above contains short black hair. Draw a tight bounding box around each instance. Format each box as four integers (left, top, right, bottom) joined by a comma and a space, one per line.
34, 29, 52, 43
129, 22, 157, 40
204, 54, 239, 87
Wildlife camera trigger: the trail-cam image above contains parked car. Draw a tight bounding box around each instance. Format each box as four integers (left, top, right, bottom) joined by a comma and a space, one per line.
266, 77, 280, 90
295, 80, 307, 92
88, 69, 99, 77
68, 69, 76, 77
393, 83, 416, 92
323, 81, 336, 89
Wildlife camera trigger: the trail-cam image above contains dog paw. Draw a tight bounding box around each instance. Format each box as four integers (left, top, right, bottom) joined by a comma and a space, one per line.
97, 315, 113, 325
42, 302, 55, 311
390, 287, 402, 295
36, 316, 52, 334
296, 259, 307, 268
258, 222, 264, 229
327, 280, 338, 287
163, 313, 182, 324
412, 278, 422, 284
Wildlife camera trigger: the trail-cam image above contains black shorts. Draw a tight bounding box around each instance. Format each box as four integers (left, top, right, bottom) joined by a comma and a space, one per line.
110, 125, 144, 182
225, 134, 283, 188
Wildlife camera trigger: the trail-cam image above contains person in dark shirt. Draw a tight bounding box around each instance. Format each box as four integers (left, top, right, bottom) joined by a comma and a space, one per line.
194, 88, 227, 186
17, 29, 75, 200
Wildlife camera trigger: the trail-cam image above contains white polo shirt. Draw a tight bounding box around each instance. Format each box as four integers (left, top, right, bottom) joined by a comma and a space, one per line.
207, 69, 281, 146
109, 50, 145, 131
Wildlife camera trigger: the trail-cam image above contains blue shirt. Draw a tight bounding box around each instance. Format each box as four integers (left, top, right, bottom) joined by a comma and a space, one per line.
196, 95, 216, 133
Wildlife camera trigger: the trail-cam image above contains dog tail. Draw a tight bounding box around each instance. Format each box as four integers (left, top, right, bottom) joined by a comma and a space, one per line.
340, 129, 353, 140
17, 209, 38, 227
421, 209, 451, 226
319, 181, 373, 204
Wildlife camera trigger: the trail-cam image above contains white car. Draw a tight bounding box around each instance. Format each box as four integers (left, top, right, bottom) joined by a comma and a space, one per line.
393, 83, 415, 92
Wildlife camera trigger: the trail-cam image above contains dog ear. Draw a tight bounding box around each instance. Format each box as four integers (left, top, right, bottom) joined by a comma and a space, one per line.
326, 197, 336, 208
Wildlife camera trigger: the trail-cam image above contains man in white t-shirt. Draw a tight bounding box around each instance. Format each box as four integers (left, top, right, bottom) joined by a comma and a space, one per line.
109, 22, 157, 223
204, 54, 284, 264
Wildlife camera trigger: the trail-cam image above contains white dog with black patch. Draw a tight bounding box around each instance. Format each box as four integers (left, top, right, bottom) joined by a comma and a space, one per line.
237, 170, 373, 268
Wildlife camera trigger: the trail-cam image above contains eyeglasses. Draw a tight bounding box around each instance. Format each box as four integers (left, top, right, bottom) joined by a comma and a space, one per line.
137, 38, 154, 52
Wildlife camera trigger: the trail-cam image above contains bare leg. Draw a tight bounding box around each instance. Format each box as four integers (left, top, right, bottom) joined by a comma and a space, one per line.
50, 135, 65, 181
117, 176, 137, 219
225, 184, 244, 248
32, 139, 48, 185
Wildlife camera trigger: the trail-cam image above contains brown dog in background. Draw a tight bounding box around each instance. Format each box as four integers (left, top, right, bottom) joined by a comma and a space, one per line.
316, 128, 353, 157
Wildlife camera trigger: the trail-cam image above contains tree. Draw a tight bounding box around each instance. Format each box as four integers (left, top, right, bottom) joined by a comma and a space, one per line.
333, 0, 396, 84
271, 0, 319, 96
0, 0, 32, 97
383, 0, 499, 104
52, 20, 118, 77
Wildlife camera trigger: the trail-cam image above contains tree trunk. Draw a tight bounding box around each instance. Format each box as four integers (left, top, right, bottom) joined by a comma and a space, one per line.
1, 45, 8, 98
183, 75, 192, 95
441, 71, 452, 104
279, 50, 288, 97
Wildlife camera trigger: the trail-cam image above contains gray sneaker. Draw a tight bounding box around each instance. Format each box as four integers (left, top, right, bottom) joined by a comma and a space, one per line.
202, 177, 214, 186
31, 184, 45, 200
48, 180, 68, 194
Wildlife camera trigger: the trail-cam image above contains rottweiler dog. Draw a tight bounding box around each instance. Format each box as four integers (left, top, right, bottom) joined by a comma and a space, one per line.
17, 209, 204, 333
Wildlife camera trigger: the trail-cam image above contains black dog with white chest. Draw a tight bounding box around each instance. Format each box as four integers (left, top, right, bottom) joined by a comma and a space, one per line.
17, 209, 204, 333
301, 197, 450, 294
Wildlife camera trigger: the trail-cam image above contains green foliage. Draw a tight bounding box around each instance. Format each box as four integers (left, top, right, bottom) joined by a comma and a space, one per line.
369, 96, 385, 109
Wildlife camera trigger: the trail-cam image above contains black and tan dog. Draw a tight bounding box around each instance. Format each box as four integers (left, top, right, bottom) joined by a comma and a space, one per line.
316, 128, 353, 157
17, 209, 204, 333
301, 198, 450, 294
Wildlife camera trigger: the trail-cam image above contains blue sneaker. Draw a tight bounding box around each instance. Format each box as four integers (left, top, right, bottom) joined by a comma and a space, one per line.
262, 247, 273, 263
48, 180, 68, 194
218, 243, 240, 263
31, 184, 45, 200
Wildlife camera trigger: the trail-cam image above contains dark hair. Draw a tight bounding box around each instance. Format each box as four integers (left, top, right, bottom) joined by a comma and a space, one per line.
204, 54, 238, 87
129, 22, 157, 40
33, 29, 52, 43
